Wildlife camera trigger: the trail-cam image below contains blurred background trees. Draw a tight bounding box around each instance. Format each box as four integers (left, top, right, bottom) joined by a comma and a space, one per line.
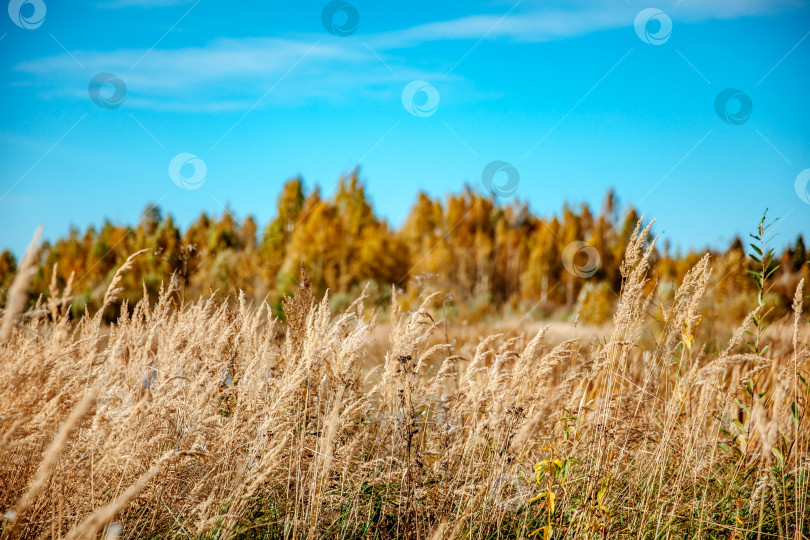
1, 171, 807, 324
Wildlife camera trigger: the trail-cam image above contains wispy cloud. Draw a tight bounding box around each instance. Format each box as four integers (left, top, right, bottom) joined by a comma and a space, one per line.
96, 0, 197, 8
13, 0, 804, 111
14, 37, 450, 111
367, 0, 803, 47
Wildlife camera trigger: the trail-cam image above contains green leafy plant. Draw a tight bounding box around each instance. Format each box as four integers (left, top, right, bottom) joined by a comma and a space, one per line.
530, 446, 576, 539
746, 210, 780, 355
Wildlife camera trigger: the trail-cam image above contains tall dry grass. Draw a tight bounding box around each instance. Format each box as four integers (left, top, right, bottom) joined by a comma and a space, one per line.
0, 222, 808, 539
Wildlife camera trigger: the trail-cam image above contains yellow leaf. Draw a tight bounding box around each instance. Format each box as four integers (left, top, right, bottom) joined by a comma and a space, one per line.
682, 316, 702, 350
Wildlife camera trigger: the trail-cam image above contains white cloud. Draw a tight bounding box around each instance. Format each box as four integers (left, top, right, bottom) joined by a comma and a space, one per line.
14, 37, 452, 111
365, 0, 803, 47
96, 0, 197, 8
13, 0, 805, 110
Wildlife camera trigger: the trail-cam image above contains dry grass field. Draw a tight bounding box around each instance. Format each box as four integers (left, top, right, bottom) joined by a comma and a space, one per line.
0, 222, 808, 539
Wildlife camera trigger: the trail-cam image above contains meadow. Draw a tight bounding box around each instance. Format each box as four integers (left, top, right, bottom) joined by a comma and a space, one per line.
0, 217, 808, 539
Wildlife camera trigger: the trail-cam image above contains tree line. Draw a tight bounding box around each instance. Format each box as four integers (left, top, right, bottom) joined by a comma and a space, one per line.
0, 173, 807, 323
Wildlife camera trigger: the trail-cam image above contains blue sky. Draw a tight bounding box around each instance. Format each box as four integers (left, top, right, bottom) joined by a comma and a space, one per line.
1, 0, 809, 257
